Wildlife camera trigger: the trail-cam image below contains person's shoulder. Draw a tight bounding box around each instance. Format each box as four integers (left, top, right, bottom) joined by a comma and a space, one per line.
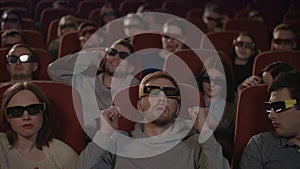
48, 138, 78, 157
0, 132, 9, 142
50, 138, 73, 149
251, 131, 279, 146
0, 132, 10, 152
253, 131, 276, 140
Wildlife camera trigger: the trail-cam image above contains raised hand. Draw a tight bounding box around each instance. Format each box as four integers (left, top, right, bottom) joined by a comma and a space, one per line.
99, 106, 120, 135
188, 106, 210, 133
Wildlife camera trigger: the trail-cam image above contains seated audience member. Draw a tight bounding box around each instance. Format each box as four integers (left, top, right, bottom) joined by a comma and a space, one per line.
141, 18, 187, 76
271, 24, 298, 51
196, 57, 235, 161
74, 71, 230, 169
136, 4, 161, 32
123, 13, 145, 43
52, 0, 70, 9
48, 39, 139, 138
0, 81, 78, 168
1, 9, 23, 30
202, 2, 229, 32
48, 15, 78, 60
77, 22, 102, 49
231, 32, 260, 91
5, 44, 38, 83
1, 29, 26, 48
237, 61, 293, 95
239, 70, 300, 168
99, 3, 118, 28
248, 10, 264, 22
161, 18, 186, 54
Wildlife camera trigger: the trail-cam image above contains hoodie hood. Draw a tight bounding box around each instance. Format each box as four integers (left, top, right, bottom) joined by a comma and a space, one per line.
111, 118, 196, 158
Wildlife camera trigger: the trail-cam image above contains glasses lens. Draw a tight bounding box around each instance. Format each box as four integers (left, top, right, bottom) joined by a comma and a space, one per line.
264, 102, 272, 113
273, 39, 294, 45
106, 48, 117, 56
26, 103, 46, 115
106, 48, 129, 59
118, 52, 129, 59
201, 75, 210, 83
6, 55, 18, 63
144, 86, 159, 95
210, 78, 225, 85
5, 106, 24, 117
60, 23, 76, 29
81, 29, 96, 36
244, 42, 255, 49
19, 54, 31, 62
163, 87, 180, 97
235, 41, 254, 49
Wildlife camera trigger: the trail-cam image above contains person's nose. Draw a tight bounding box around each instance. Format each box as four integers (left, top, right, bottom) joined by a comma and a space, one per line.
22, 111, 31, 120
15, 59, 22, 65
157, 91, 167, 104
268, 108, 277, 120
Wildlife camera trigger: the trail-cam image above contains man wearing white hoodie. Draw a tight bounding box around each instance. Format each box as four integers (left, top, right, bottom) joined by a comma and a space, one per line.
74, 71, 230, 169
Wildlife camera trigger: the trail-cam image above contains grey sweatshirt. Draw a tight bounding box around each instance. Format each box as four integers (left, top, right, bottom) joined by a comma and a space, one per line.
47, 50, 139, 137
74, 118, 230, 169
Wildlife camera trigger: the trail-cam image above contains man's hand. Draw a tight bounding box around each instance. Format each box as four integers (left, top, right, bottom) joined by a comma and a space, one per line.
99, 106, 120, 135
188, 106, 210, 133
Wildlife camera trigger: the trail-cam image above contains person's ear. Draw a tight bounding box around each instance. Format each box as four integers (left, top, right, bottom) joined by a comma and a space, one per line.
176, 102, 181, 116
32, 62, 38, 72
137, 100, 142, 112
293, 42, 297, 49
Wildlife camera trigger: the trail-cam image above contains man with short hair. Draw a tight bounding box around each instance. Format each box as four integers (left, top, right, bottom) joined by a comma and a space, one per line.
74, 71, 230, 169
240, 70, 300, 168
1, 9, 23, 30
271, 24, 298, 51
77, 22, 99, 48
1, 29, 26, 48
48, 39, 139, 138
202, 2, 229, 32
140, 18, 187, 76
160, 18, 186, 55
5, 44, 38, 82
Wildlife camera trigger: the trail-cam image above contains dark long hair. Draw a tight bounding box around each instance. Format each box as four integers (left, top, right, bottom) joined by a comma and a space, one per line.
1, 82, 52, 150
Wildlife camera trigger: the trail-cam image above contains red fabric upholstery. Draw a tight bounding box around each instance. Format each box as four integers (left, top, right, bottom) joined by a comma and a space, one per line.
58, 31, 81, 58
75, 0, 105, 19
252, 50, 300, 75
231, 84, 272, 169
39, 8, 75, 37
223, 18, 269, 51
163, 49, 233, 84
132, 33, 162, 51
